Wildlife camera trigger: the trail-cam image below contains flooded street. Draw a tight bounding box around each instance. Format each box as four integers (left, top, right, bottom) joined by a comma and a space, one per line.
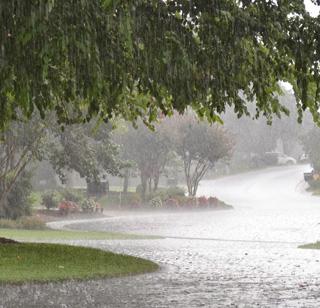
2, 165, 320, 307
4, 2, 320, 307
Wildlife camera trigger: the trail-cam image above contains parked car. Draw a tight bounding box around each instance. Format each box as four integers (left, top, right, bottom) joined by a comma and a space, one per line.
299, 153, 309, 163
264, 152, 297, 166
304, 170, 314, 183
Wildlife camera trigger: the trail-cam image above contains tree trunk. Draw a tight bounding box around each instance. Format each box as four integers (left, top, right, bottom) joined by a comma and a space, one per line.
191, 181, 199, 197
148, 177, 152, 194
186, 177, 193, 196
183, 156, 193, 196
0, 196, 6, 218
140, 173, 147, 201
0, 179, 8, 218
122, 169, 129, 195
153, 174, 160, 192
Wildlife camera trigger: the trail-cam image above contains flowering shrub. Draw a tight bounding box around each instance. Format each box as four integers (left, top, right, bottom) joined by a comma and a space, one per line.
166, 187, 185, 198
173, 195, 188, 206
75, 199, 104, 213
42, 191, 61, 209
197, 196, 208, 208
208, 196, 219, 208
164, 198, 179, 208
60, 189, 84, 204
58, 201, 80, 215
95, 201, 103, 213
81, 199, 96, 213
123, 193, 141, 208
185, 197, 196, 208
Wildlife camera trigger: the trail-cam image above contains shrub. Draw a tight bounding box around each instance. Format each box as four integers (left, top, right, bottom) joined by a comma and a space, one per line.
0, 219, 16, 229
146, 189, 168, 202
28, 192, 42, 208
42, 191, 61, 209
60, 188, 84, 204
123, 193, 141, 208
0, 216, 46, 230
0, 171, 32, 219
149, 196, 163, 208
95, 201, 103, 213
17, 216, 47, 230
146, 187, 186, 203
164, 198, 179, 208
173, 195, 189, 206
216, 200, 233, 210
185, 197, 197, 208
309, 179, 320, 190
58, 201, 80, 216
81, 199, 96, 213
166, 186, 185, 198
197, 196, 208, 208
135, 184, 143, 195
208, 196, 219, 207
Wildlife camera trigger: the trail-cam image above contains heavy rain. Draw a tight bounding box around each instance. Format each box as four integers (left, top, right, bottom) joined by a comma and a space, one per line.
1, 1, 320, 307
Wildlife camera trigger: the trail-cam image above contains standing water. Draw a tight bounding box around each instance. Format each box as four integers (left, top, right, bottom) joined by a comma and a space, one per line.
2, 165, 320, 307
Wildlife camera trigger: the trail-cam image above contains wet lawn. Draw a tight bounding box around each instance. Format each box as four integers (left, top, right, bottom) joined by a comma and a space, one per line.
0, 228, 160, 241
299, 242, 320, 249
0, 243, 158, 284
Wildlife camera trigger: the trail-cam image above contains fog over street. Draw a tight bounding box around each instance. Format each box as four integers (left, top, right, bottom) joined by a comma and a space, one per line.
3, 165, 320, 307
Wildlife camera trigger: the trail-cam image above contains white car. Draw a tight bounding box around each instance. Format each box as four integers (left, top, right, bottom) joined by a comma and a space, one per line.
264, 152, 297, 165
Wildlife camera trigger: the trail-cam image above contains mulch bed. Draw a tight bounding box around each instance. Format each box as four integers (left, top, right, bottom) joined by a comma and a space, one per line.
0, 237, 19, 244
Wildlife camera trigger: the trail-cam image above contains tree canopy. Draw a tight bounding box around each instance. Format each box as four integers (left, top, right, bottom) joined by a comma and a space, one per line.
0, 114, 124, 217
1, 1, 320, 127
169, 114, 232, 196
118, 121, 171, 199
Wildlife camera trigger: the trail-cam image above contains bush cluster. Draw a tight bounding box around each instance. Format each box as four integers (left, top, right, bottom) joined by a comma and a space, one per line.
40, 188, 104, 216
122, 193, 141, 208
309, 179, 320, 190
60, 189, 85, 204
42, 191, 62, 209
101, 186, 231, 211
0, 216, 46, 230
0, 172, 33, 220
99, 191, 141, 208
146, 186, 185, 202
58, 201, 80, 216
147, 190, 232, 210
81, 199, 103, 213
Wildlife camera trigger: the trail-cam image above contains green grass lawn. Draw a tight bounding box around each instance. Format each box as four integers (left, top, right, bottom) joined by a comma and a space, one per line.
299, 242, 320, 249
0, 228, 160, 242
0, 243, 158, 284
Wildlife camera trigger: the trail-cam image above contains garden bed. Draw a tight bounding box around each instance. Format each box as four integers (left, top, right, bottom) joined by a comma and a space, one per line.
98, 189, 233, 211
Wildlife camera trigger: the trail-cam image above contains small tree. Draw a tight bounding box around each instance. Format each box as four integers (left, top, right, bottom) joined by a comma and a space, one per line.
119, 122, 171, 200
172, 115, 233, 196
0, 115, 47, 218
0, 115, 125, 218
49, 120, 124, 185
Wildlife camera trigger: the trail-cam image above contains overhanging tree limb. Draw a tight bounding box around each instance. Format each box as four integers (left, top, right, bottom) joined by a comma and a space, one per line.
1, 1, 320, 128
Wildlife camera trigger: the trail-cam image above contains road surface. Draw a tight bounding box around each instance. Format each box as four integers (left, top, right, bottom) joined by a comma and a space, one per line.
2, 165, 320, 307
